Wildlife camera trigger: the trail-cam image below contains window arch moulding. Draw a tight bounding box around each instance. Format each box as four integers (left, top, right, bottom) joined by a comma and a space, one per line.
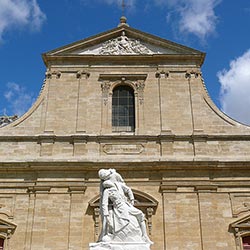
99, 74, 147, 134
99, 74, 147, 106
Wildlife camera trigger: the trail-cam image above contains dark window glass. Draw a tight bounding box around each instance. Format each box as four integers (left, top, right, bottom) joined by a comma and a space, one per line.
0, 238, 4, 250
112, 85, 135, 132
243, 236, 250, 250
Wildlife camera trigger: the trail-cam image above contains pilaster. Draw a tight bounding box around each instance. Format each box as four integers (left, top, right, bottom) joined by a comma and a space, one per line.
76, 71, 90, 133
155, 71, 172, 134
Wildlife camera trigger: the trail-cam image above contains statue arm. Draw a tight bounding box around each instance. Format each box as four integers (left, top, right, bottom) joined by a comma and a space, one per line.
98, 189, 109, 242
121, 183, 134, 204
101, 189, 109, 216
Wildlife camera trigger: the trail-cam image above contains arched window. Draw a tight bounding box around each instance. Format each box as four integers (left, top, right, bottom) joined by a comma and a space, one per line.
112, 85, 135, 132
243, 236, 250, 250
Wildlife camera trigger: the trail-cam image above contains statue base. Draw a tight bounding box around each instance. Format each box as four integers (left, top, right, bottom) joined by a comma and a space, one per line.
89, 242, 152, 250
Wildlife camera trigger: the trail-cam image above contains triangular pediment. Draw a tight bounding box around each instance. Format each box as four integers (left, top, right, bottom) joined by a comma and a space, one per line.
230, 214, 250, 229
44, 25, 204, 57
71, 35, 173, 55
0, 218, 17, 234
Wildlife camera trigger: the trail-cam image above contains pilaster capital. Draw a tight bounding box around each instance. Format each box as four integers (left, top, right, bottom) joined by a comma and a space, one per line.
186, 70, 201, 79
101, 81, 112, 105
135, 80, 145, 91
45, 70, 61, 79
76, 70, 90, 79
155, 70, 169, 78
134, 80, 145, 104
101, 81, 111, 92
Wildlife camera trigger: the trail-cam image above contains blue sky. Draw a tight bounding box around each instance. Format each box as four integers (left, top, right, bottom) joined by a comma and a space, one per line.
0, 0, 250, 124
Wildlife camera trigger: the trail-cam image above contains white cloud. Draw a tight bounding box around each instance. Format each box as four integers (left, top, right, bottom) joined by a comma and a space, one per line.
0, 0, 46, 41
156, 0, 221, 40
3, 82, 35, 116
218, 50, 250, 125
81, 0, 219, 40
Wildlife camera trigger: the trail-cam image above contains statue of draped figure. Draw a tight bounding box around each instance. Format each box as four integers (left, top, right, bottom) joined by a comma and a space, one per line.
98, 169, 152, 244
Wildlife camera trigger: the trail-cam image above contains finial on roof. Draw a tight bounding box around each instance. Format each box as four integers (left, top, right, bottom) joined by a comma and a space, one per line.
118, 16, 129, 27
118, 0, 129, 27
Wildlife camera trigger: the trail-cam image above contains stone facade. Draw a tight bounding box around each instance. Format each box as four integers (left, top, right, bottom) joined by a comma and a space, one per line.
1, 20, 250, 250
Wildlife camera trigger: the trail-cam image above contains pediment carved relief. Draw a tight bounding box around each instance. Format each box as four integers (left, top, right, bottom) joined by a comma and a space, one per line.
99, 33, 154, 55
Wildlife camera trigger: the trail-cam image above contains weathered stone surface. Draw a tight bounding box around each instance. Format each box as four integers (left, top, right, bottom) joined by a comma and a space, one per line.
0, 20, 250, 250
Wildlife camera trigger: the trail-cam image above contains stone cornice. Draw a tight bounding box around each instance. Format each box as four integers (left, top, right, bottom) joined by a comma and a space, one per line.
2, 178, 250, 192
0, 159, 250, 171
98, 74, 147, 81
43, 25, 205, 64
1, 134, 250, 142
43, 54, 205, 67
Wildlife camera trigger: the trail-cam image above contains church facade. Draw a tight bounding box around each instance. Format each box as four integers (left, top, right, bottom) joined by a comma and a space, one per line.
1, 18, 250, 250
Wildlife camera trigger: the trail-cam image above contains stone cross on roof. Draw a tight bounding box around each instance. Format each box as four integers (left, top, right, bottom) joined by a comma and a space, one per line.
122, 0, 126, 17
118, 0, 129, 27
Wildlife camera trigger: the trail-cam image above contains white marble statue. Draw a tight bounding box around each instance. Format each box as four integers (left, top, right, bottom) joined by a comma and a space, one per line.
89, 169, 153, 250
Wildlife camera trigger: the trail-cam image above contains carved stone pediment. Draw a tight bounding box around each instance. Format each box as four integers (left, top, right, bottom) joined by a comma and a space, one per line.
43, 25, 204, 61
99, 34, 154, 55
75, 33, 172, 55
230, 214, 250, 234
0, 218, 17, 238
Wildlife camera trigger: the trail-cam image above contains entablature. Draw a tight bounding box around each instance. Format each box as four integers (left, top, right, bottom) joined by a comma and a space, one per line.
1, 134, 250, 142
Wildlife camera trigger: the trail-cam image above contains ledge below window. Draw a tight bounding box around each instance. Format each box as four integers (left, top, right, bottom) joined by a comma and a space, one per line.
112, 126, 135, 132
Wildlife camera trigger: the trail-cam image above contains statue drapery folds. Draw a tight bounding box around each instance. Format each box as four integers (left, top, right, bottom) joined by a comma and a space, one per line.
98, 169, 153, 244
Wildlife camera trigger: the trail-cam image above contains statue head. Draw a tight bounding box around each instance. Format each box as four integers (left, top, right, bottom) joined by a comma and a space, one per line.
98, 169, 116, 180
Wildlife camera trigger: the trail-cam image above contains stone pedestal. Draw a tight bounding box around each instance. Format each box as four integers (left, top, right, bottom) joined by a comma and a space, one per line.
89, 242, 152, 250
